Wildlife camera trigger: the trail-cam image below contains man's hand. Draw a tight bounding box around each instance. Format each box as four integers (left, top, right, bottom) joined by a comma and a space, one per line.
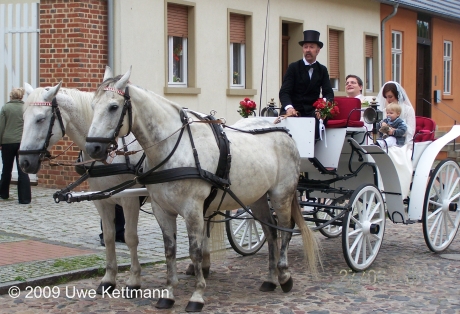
286, 108, 298, 117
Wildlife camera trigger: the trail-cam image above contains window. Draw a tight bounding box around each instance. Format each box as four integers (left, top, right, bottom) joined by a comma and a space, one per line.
391, 31, 402, 83
329, 29, 340, 90
167, 3, 188, 87
365, 35, 375, 92
444, 41, 452, 95
230, 13, 246, 89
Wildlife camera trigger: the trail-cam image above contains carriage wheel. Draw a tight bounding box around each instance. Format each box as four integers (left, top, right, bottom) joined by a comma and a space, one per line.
225, 209, 266, 256
422, 159, 460, 252
314, 199, 343, 238
342, 184, 386, 271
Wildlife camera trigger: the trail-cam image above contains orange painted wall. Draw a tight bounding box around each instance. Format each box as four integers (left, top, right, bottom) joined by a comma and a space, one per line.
380, 5, 418, 107
431, 17, 460, 131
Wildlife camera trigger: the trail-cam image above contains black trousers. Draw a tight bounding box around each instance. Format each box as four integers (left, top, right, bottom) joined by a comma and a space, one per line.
0, 143, 31, 203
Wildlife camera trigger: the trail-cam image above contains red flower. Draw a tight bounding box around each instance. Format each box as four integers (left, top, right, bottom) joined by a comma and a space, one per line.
238, 98, 257, 118
313, 98, 339, 119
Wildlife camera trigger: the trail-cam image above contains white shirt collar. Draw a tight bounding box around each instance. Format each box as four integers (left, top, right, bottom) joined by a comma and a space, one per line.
303, 58, 317, 66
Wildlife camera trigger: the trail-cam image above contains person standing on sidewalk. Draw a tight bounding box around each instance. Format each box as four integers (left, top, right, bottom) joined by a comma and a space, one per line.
0, 87, 31, 204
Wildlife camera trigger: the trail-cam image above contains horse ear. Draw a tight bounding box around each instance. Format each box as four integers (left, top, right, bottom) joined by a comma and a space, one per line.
43, 81, 63, 101
103, 66, 113, 82
114, 66, 131, 91
24, 82, 34, 96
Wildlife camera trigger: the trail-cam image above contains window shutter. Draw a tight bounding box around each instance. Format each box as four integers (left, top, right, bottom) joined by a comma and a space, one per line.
230, 13, 245, 44
329, 30, 339, 79
365, 36, 373, 58
168, 3, 188, 38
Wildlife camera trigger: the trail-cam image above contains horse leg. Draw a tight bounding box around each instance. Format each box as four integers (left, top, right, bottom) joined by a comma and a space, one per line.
153, 208, 178, 309
272, 194, 298, 293
184, 211, 206, 312
185, 222, 211, 279
95, 201, 117, 294
250, 196, 279, 292
120, 198, 141, 298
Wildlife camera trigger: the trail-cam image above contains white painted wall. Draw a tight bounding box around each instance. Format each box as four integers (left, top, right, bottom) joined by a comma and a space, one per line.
111, 0, 381, 125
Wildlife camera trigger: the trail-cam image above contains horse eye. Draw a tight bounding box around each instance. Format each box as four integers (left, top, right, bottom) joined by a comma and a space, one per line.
109, 104, 119, 112
36, 118, 45, 123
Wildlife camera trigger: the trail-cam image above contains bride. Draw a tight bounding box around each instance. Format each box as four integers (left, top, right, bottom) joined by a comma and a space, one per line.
376, 81, 416, 146
375, 81, 416, 200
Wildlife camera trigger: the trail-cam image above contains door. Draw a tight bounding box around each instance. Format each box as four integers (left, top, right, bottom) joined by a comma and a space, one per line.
416, 42, 431, 117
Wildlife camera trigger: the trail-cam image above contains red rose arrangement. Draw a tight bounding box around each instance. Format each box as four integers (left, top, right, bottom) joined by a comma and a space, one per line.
238, 97, 257, 118
312, 98, 339, 119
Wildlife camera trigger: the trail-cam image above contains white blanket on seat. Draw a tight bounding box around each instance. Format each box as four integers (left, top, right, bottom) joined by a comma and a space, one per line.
387, 144, 413, 200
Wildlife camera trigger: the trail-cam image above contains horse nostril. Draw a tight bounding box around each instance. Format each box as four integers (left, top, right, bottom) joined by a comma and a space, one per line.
20, 160, 30, 171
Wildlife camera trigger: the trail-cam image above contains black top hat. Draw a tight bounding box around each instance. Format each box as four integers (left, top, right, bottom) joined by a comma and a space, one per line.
298, 30, 323, 48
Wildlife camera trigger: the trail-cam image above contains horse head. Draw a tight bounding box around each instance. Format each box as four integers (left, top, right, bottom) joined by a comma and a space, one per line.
85, 67, 132, 160
19, 82, 65, 174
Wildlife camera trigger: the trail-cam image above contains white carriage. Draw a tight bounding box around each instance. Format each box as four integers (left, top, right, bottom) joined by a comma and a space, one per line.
226, 100, 460, 271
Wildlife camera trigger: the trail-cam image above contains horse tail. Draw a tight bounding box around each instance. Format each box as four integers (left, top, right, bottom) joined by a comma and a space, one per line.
290, 194, 321, 275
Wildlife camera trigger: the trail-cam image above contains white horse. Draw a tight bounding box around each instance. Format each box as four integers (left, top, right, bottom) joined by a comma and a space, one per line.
18, 72, 146, 296
84, 68, 320, 312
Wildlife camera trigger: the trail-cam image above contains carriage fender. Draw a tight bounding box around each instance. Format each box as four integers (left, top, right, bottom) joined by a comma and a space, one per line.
409, 125, 460, 220
360, 144, 406, 223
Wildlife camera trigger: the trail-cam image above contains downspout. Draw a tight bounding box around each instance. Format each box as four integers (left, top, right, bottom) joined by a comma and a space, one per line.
381, 1, 399, 84
107, 0, 114, 70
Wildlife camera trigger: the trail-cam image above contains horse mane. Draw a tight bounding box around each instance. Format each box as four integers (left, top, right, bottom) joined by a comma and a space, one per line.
96, 75, 183, 112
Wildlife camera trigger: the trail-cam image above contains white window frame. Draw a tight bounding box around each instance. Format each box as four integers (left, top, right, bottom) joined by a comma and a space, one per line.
444, 40, 452, 95
330, 78, 339, 91
366, 57, 373, 92
391, 31, 402, 84
168, 36, 188, 87
230, 42, 245, 89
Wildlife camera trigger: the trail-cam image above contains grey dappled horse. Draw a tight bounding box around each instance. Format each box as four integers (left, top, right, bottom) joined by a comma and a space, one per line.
19, 74, 146, 296
84, 67, 320, 312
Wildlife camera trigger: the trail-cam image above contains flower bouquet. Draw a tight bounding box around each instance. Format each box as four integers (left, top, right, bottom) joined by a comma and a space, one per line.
312, 98, 339, 120
238, 98, 257, 118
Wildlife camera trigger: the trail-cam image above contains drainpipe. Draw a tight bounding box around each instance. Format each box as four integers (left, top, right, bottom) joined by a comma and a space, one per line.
107, 0, 114, 70
381, 1, 399, 84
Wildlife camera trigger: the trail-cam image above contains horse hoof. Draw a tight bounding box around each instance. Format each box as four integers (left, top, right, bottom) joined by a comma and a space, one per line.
96, 282, 115, 295
185, 264, 195, 276
203, 267, 210, 279
124, 285, 141, 299
259, 281, 277, 292
185, 301, 204, 312
155, 298, 175, 309
280, 277, 293, 293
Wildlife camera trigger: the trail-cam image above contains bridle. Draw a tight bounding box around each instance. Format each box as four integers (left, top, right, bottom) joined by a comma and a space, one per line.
18, 97, 66, 160
85, 86, 132, 152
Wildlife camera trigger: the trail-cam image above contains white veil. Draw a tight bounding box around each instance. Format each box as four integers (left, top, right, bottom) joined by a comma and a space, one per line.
376, 81, 416, 145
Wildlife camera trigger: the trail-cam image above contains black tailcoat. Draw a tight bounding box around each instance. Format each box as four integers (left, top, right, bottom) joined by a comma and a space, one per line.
279, 60, 334, 117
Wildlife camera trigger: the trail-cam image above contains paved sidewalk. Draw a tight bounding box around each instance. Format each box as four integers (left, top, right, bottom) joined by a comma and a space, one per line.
0, 185, 192, 294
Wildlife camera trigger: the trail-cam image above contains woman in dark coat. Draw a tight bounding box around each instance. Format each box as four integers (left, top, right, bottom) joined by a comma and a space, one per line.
0, 87, 31, 204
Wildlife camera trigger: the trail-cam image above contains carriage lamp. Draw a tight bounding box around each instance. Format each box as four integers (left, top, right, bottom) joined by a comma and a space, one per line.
261, 98, 279, 117
363, 98, 383, 143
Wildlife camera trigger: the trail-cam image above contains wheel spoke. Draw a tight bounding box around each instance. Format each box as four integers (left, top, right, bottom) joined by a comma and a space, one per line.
429, 210, 442, 235
427, 205, 443, 220
447, 177, 460, 199
348, 227, 363, 237
238, 221, 250, 247
350, 231, 363, 253
353, 233, 363, 263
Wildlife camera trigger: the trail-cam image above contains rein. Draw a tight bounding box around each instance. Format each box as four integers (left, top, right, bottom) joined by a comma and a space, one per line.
18, 97, 66, 160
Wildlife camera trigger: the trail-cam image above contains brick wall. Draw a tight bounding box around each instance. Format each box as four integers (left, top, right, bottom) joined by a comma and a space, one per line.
38, 0, 108, 189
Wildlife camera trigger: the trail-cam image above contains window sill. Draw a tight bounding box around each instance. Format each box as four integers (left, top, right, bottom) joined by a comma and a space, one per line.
226, 88, 257, 96
333, 91, 346, 97
442, 94, 454, 100
164, 87, 201, 95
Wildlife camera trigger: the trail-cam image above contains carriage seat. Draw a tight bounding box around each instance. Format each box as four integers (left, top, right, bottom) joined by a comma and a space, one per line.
413, 116, 436, 142
411, 116, 436, 164
326, 97, 364, 128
